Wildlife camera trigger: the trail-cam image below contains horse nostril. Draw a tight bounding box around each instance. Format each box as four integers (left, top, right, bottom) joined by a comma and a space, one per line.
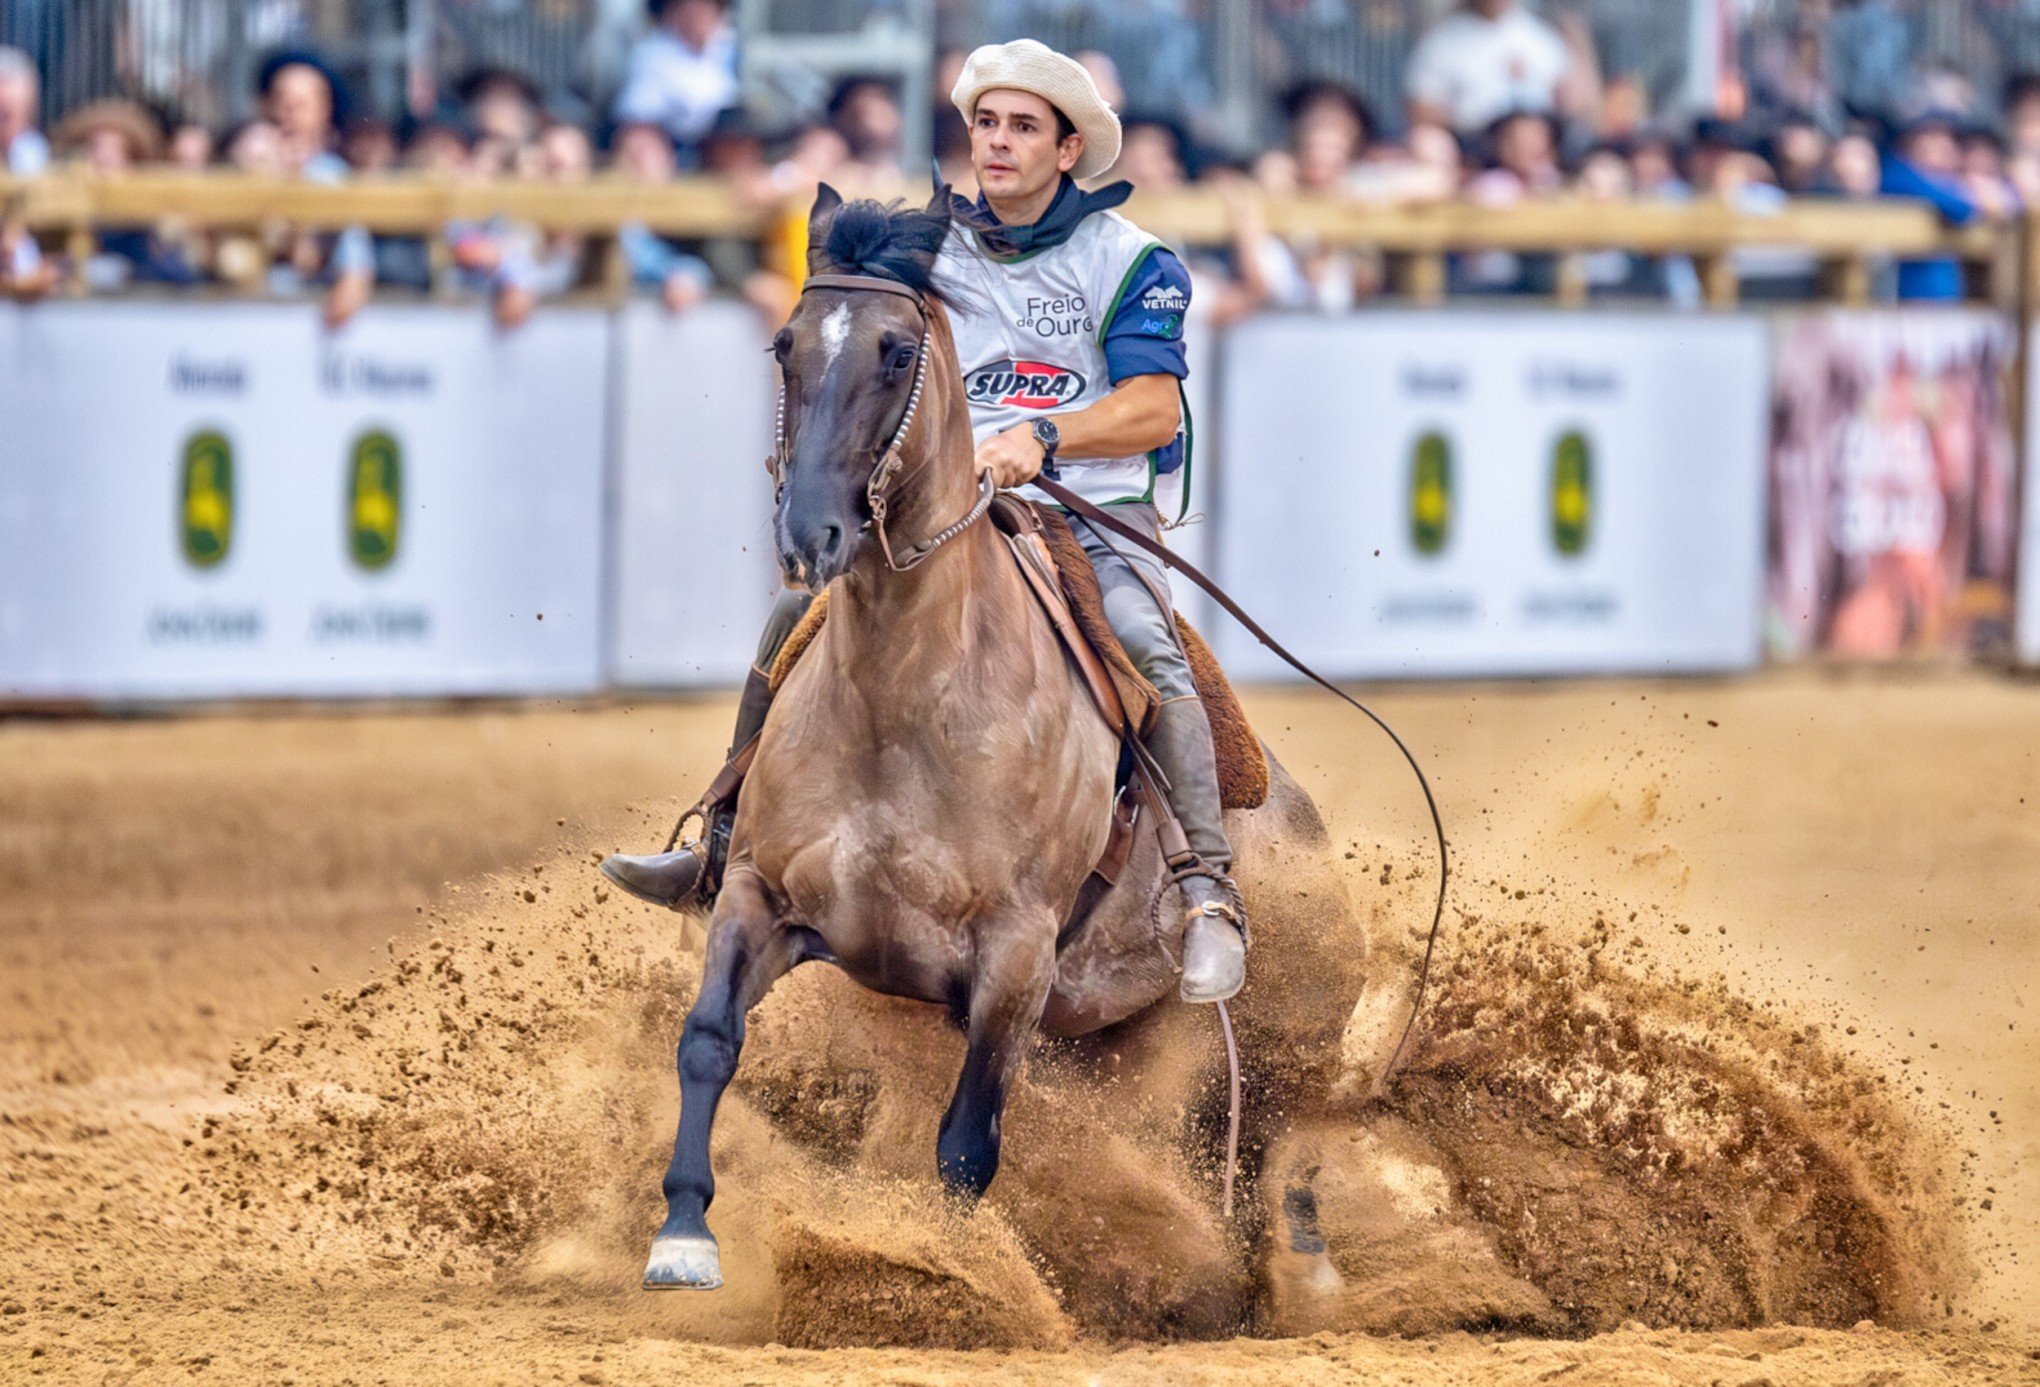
819, 525, 843, 560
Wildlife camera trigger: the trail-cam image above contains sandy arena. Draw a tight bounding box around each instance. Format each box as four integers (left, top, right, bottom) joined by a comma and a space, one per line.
3, 668, 2038, 1383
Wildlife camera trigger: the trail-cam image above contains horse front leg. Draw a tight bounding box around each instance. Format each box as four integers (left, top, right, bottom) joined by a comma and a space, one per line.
936, 911, 1057, 1200
645, 868, 819, 1290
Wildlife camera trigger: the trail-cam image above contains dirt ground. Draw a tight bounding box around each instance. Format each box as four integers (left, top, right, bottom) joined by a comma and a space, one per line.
3, 669, 2038, 1383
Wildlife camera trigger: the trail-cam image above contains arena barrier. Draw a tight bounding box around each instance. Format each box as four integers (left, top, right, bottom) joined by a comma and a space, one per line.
0, 301, 609, 699
1208, 312, 1772, 680
6, 295, 2040, 700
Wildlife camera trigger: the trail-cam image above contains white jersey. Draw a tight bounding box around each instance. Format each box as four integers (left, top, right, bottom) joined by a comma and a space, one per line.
935, 209, 1188, 514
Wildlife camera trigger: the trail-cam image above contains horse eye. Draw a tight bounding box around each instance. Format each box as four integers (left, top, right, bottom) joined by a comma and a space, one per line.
770, 330, 792, 360
889, 345, 917, 373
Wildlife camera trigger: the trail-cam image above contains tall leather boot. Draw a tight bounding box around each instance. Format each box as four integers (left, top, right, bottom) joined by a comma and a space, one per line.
1146, 697, 1248, 1003
601, 667, 776, 909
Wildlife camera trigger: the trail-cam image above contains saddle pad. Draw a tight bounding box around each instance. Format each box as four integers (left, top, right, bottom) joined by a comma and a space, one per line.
768, 518, 1269, 811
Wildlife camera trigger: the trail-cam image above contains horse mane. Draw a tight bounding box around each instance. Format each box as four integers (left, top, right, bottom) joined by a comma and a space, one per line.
819, 198, 970, 310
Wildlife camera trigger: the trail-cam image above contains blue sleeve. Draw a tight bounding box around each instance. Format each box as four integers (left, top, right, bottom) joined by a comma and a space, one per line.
1101, 246, 1190, 383
1880, 157, 1979, 226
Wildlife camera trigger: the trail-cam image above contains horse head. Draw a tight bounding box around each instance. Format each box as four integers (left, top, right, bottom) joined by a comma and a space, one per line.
771, 184, 957, 591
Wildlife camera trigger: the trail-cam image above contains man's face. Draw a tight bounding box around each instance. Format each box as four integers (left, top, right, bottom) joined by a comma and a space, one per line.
0, 73, 36, 142
969, 88, 1080, 203
268, 65, 333, 144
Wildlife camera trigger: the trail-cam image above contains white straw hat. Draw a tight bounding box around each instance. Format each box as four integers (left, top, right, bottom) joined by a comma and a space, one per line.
950, 39, 1122, 181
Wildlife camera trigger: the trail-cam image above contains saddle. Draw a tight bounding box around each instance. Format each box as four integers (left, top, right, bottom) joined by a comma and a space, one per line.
768, 497, 1269, 837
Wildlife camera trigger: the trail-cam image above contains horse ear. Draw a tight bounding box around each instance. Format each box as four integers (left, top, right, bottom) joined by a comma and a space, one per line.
925, 179, 954, 223
809, 182, 843, 226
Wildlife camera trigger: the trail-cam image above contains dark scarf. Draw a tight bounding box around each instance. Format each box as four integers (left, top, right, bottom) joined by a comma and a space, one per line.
954, 174, 1134, 257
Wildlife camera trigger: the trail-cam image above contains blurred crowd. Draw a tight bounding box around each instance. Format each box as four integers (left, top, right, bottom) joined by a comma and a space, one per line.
0, 0, 2030, 322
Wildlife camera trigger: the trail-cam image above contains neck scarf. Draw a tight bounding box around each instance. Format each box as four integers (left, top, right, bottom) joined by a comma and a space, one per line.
957, 174, 1134, 257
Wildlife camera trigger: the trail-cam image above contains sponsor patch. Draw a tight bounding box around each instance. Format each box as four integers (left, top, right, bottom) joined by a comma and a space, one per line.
1139, 283, 1188, 312
964, 359, 1087, 410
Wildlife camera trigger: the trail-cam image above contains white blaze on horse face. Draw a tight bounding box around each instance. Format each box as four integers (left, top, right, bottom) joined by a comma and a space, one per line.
818, 301, 852, 371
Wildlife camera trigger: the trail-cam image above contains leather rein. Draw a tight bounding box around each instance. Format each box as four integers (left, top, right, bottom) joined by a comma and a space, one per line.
771, 272, 997, 573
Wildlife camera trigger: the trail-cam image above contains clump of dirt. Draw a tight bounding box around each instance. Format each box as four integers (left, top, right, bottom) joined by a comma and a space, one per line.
1374, 906, 1961, 1335
190, 823, 1963, 1350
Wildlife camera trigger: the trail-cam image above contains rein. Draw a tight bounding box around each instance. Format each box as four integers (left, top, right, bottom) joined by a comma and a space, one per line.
773, 272, 997, 574
1035, 475, 1450, 1088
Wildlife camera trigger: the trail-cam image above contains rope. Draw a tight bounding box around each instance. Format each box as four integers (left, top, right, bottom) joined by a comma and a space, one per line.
1032, 476, 1448, 1087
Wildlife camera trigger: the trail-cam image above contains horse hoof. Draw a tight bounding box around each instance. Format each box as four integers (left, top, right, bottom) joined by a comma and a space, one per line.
642, 1234, 722, 1290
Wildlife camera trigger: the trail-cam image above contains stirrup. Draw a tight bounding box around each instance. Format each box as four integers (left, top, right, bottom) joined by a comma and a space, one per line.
1168, 859, 1250, 948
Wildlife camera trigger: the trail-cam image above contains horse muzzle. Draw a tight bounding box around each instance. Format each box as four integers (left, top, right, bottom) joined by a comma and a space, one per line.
775, 509, 860, 593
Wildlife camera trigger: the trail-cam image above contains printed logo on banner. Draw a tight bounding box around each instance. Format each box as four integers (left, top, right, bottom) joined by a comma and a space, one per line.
179, 429, 234, 569
965, 359, 1086, 410
1550, 428, 1593, 557
347, 429, 403, 571
1409, 430, 1453, 556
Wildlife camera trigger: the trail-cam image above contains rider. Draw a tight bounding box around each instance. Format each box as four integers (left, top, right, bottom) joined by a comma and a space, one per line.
602, 39, 1248, 1003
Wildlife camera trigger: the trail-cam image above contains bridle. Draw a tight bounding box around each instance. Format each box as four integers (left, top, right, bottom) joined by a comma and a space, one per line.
771, 272, 998, 574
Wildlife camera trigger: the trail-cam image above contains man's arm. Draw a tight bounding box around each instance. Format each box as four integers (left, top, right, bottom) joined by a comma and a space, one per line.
978, 373, 1178, 487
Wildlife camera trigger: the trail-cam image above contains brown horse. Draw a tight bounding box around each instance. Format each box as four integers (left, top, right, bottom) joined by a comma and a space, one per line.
644, 189, 1350, 1290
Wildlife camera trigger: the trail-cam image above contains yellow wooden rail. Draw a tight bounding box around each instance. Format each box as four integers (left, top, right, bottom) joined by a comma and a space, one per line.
0, 171, 2017, 308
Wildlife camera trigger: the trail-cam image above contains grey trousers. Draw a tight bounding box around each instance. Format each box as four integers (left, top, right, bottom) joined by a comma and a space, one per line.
752, 503, 1197, 704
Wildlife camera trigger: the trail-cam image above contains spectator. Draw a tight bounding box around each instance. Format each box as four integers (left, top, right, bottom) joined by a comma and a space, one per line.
1881, 112, 1986, 302
255, 51, 375, 327
54, 101, 205, 289
610, 121, 713, 314
457, 68, 543, 151
402, 121, 469, 175
1824, 129, 1883, 199
1627, 127, 1690, 200
167, 120, 214, 171
0, 46, 49, 174
612, 0, 738, 156
52, 99, 162, 173
490, 121, 595, 329
0, 192, 57, 300
1570, 142, 1658, 298
1458, 109, 1563, 293
1959, 124, 2020, 219
1468, 108, 1563, 201
1405, 0, 1571, 135
1117, 115, 1190, 192
825, 76, 907, 193
1769, 112, 1832, 195
341, 116, 399, 174
260, 51, 348, 177
1257, 81, 1370, 197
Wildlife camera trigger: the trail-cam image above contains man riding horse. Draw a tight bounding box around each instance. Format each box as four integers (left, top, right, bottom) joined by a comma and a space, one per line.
603, 39, 1248, 1003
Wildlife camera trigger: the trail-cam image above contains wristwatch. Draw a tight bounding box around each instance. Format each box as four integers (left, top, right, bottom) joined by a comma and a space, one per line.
1030, 417, 1061, 463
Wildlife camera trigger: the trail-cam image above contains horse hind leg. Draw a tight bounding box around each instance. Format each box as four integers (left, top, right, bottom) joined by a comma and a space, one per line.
645, 871, 822, 1291
936, 912, 1057, 1200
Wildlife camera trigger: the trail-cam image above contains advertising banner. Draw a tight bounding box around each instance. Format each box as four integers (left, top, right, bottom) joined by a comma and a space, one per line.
606, 298, 783, 688
1209, 312, 1770, 679
1770, 311, 2018, 660
0, 302, 608, 699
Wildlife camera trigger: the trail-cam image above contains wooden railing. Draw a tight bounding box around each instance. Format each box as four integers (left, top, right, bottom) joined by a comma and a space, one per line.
0, 171, 2021, 309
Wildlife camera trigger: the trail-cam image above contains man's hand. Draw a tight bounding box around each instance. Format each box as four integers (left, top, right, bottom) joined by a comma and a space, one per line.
976, 423, 1046, 490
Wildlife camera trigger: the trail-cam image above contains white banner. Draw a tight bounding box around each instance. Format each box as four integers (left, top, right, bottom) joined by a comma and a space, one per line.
0, 302, 607, 699
1209, 312, 1770, 679
607, 299, 782, 688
